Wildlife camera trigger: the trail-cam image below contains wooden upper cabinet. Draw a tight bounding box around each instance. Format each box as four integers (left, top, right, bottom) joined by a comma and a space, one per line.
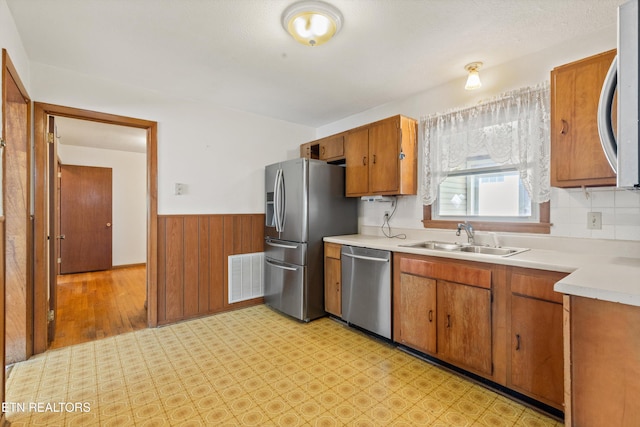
551, 50, 617, 187
319, 134, 344, 161
300, 134, 345, 162
345, 115, 417, 197
345, 127, 370, 195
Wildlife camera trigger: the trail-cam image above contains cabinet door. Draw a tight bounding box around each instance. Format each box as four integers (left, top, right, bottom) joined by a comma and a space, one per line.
510, 295, 563, 407
345, 128, 370, 196
319, 135, 344, 161
438, 280, 492, 375
571, 297, 640, 427
324, 257, 341, 316
369, 118, 399, 193
551, 50, 617, 187
395, 273, 437, 354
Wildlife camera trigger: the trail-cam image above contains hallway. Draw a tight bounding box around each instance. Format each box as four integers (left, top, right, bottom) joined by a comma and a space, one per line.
50, 265, 147, 349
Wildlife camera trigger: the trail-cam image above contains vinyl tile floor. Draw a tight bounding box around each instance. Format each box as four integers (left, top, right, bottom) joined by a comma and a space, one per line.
5, 305, 563, 426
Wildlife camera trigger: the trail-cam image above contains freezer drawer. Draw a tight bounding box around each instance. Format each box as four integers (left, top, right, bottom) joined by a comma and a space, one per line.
264, 238, 306, 266
264, 257, 306, 321
341, 246, 392, 339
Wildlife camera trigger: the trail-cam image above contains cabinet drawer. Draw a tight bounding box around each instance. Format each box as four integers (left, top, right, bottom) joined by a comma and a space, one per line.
325, 242, 341, 259
399, 257, 491, 289
510, 269, 566, 304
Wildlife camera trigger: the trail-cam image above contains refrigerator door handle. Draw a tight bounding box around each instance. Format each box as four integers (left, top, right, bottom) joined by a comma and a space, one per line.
266, 240, 299, 249
265, 259, 298, 271
342, 253, 390, 262
277, 168, 286, 232
273, 169, 283, 232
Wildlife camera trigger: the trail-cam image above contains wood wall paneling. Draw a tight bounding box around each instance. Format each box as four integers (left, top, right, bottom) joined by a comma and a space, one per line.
157, 214, 265, 325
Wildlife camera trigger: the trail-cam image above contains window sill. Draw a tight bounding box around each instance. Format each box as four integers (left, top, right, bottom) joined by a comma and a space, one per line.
422, 202, 551, 234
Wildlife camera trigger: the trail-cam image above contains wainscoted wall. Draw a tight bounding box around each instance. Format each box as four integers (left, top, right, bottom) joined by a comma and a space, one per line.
157, 214, 265, 325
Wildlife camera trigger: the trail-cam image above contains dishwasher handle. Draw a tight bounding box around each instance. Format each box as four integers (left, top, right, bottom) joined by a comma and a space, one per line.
342, 252, 389, 263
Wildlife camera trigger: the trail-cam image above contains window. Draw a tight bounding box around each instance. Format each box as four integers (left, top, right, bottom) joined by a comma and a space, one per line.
420, 83, 551, 233
434, 156, 537, 222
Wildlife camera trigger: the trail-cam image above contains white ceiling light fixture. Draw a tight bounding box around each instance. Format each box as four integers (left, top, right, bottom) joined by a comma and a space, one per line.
282, 1, 343, 47
464, 62, 483, 90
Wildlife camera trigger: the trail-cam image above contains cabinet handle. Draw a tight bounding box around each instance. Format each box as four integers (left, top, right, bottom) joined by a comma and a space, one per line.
362, 156, 367, 166
560, 119, 568, 135
428, 309, 433, 322
373, 154, 376, 164
446, 314, 451, 328
321, 146, 325, 155
515, 334, 521, 351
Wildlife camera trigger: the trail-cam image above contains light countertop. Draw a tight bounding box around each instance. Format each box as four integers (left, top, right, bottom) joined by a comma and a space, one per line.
324, 231, 640, 307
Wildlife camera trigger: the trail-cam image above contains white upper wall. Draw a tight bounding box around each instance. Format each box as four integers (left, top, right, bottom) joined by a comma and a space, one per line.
0, 0, 29, 99
29, 62, 315, 215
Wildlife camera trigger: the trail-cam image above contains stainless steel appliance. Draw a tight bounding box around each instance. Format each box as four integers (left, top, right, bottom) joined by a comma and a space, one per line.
598, 0, 640, 189
341, 246, 392, 339
264, 158, 357, 321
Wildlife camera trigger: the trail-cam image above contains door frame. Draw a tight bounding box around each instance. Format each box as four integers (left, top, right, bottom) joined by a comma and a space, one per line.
33, 102, 158, 354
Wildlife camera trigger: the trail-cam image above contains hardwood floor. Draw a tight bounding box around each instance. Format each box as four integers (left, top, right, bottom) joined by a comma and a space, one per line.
49, 265, 147, 349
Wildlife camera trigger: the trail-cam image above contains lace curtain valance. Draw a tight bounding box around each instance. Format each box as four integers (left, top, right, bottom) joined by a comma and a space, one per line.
420, 82, 551, 205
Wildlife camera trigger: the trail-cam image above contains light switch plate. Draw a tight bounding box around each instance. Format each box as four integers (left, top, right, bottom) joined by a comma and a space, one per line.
587, 211, 602, 230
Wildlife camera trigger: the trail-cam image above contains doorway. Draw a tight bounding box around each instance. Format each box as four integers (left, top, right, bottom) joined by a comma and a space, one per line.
33, 103, 158, 354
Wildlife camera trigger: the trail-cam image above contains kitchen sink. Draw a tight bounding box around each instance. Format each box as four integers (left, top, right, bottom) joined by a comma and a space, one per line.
399, 240, 529, 257
402, 241, 462, 251
458, 246, 526, 256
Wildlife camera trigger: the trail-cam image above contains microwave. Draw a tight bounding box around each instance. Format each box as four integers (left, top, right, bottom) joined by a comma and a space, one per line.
598, 0, 640, 190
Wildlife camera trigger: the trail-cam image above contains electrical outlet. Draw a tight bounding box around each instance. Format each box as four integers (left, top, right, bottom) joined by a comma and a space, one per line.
384, 211, 390, 217
587, 211, 602, 230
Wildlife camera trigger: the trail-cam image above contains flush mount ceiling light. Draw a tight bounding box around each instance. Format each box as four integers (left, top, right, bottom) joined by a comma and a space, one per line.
282, 0, 343, 47
464, 62, 483, 90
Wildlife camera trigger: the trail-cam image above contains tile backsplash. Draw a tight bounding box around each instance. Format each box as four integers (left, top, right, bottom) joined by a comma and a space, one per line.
550, 187, 640, 241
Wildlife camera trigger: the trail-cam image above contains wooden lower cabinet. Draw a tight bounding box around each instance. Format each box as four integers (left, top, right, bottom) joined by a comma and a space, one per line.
395, 273, 436, 354
439, 280, 492, 376
393, 254, 567, 413
324, 243, 342, 316
508, 268, 566, 410
567, 296, 640, 426
393, 254, 493, 378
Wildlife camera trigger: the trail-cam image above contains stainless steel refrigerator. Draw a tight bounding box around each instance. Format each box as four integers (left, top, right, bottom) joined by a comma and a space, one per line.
264, 158, 357, 321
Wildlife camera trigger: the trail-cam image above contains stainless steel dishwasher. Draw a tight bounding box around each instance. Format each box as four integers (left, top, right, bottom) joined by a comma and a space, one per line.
341, 246, 392, 339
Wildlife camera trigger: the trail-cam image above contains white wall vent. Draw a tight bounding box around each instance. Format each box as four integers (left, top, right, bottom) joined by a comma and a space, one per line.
228, 252, 264, 304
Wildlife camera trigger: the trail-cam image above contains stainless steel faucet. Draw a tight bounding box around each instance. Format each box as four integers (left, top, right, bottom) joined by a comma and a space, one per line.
456, 221, 475, 244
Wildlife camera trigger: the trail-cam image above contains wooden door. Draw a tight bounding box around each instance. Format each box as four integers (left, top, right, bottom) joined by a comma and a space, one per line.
60, 165, 113, 273
395, 273, 436, 354
345, 128, 369, 196
368, 118, 399, 194
438, 280, 492, 375
510, 295, 563, 407
3, 50, 31, 365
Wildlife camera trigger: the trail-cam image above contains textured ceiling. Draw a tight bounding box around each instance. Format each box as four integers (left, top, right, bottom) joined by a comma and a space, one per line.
7, 0, 623, 129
